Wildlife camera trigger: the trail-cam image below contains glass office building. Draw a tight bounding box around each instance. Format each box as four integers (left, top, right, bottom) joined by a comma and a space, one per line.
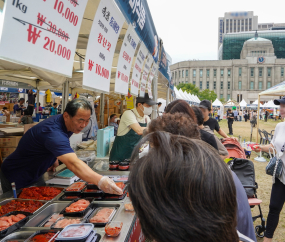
219, 31, 285, 60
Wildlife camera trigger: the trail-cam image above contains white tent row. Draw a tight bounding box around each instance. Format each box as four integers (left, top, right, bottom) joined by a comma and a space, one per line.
263, 100, 279, 108
173, 87, 200, 103
239, 99, 247, 107
212, 98, 223, 107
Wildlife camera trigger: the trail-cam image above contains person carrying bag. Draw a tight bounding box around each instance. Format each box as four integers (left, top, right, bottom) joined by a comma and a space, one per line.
252, 96, 285, 242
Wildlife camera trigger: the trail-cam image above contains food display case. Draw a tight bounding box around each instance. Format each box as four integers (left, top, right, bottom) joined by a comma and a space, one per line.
0, 164, 143, 242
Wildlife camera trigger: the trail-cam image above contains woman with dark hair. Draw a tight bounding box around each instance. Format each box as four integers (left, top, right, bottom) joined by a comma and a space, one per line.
146, 112, 200, 140
164, 99, 197, 123
129, 131, 254, 242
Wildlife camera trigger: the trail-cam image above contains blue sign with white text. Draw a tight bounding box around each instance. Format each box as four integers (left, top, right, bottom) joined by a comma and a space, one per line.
114, 0, 159, 63
159, 45, 173, 91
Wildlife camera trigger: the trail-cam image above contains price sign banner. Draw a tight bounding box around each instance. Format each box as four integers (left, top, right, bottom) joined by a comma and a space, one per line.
147, 63, 157, 99
114, 25, 139, 95
83, 0, 124, 93
0, 0, 88, 77
130, 43, 147, 96
139, 53, 153, 97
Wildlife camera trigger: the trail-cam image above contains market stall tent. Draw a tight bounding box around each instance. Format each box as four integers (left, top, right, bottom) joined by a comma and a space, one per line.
239, 99, 247, 107
212, 98, 223, 107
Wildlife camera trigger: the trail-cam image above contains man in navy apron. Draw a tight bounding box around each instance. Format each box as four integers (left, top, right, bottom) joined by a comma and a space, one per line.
109, 94, 155, 162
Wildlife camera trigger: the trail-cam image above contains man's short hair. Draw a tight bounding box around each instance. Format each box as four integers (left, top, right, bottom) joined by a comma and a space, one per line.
110, 114, 116, 119
199, 100, 212, 111
64, 98, 92, 117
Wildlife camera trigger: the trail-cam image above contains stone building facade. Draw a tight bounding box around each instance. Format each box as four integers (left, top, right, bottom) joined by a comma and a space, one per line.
170, 36, 285, 103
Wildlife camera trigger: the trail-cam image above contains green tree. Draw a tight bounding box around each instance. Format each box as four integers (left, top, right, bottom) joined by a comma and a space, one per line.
219, 97, 225, 103
197, 89, 217, 102
176, 83, 199, 96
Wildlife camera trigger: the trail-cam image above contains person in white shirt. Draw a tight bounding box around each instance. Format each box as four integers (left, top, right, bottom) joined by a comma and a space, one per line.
253, 96, 285, 242
217, 108, 221, 122
109, 93, 155, 162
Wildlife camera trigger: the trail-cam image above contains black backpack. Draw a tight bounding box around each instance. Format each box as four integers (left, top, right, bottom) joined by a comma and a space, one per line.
229, 158, 255, 198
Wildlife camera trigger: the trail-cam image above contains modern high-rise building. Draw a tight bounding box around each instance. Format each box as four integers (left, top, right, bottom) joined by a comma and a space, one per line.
218, 11, 258, 49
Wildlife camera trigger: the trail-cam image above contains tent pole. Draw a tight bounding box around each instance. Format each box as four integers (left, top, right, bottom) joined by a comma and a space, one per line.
256, 95, 261, 143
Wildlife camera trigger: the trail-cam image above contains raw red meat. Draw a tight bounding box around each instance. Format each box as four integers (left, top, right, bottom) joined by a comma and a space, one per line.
90, 208, 114, 223
18, 187, 62, 200
54, 218, 81, 228
0, 214, 26, 231
0, 200, 44, 216
30, 232, 57, 242
65, 182, 86, 192
65, 199, 90, 213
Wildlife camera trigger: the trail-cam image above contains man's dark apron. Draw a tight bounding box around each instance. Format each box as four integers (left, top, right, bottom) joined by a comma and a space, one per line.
109, 111, 147, 162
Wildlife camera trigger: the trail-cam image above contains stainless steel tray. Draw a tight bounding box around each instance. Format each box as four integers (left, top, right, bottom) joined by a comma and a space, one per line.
0, 231, 35, 242
0, 199, 48, 216
23, 202, 69, 228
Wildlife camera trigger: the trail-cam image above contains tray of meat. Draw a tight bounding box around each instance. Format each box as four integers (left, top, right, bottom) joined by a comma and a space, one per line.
86, 183, 99, 190
56, 224, 93, 242
63, 182, 86, 196
60, 198, 93, 217
25, 230, 60, 242
0, 211, 31, 238
0, 231, 35, 242
103, 191, 127, 201
81, 188, 104, 197
18, 187, 63, 201
0, 199, 46, 217
87, 205, 118, 227
38, 213, 64, 228
51, 217, 85, 229
58, 195, 82, 201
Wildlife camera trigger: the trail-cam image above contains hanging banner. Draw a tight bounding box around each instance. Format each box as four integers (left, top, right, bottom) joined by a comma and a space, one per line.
147, 63, 157, 99
83, 0, 124, 93
0, 0, 87, 77
114, 0, 159, 63
159, 45, 174, 90
139, 53, 153, 97
130, 43, 147, 96
114, 25, 139, 95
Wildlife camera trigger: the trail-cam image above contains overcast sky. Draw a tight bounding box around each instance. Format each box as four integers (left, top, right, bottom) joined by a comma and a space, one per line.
147, 0, 285, 64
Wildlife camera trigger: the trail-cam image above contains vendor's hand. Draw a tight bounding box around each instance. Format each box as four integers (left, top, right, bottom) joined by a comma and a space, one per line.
98, 176, 123, 195
252, 145, 261, 152
47, 159, 59, 172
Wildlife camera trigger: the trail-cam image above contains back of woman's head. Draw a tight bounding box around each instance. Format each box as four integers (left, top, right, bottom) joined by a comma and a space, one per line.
145, 112, 200, 139
129, 131, 238, 242
192, 106, 204, 126
165, 99, 197, 123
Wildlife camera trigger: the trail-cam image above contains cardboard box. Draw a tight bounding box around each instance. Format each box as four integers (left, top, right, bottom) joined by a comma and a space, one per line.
104, 108, 115, 115
104, 114, 108, 126
114, 107, 120, 114
0, 136, 22, 147
1, 147, 16, 158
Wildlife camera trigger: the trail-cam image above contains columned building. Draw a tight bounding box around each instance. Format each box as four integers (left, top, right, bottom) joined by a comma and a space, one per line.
170, 33, 285, 103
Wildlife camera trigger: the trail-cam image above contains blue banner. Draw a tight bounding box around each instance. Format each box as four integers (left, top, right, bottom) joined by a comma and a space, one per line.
159, 45, 174, 90
114, 0, 159, 63
0, 87, 26, 93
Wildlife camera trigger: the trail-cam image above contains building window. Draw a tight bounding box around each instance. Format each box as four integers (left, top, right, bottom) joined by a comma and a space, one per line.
267, 67, 271, 77
228, 81, 230, 90
259, 81, 263, 90
193, 69, 196, 78
251, 67, 254, 77
259, 68, 263, 77
186, 81, 188, 84
214, 69, 217, 77
199, 81, 202, 90
175, 72, 177, 78
227, 94, 230, 100
214, 81, 216, 89
239, 68, 242, 77
267, 82, 271, 88
281, 68, 284, 77
182, 70, 184, 78
221, 69, 224, 77
221, 81, 223, 89
193, 81, 196, 85
220, 94, 223, 99
228, 69, 231, 77
200, 69, 203, 77
206, 81, 209, 89
238, 81, 242, 90
179, 71, 181, 78
186, 70, 188, 77
250, 81, 254, 90
206, 69, 210, 77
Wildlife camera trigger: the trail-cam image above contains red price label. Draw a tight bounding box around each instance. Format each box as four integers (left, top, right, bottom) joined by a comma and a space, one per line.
54, 0, 79, 26
98, 33, 111, 51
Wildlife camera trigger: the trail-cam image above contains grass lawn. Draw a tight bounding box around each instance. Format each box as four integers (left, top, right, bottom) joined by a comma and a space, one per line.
218, 118, 284, 242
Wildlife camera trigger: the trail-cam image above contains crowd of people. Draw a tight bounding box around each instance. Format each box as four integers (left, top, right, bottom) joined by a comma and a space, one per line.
108, 94, 285, 242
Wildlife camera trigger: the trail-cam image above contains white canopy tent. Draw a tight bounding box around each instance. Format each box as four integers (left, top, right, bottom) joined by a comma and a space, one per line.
239, 99, 247, 107
263, 100, 279, 108
224, 99, 235, 107
212, 98, 223, 107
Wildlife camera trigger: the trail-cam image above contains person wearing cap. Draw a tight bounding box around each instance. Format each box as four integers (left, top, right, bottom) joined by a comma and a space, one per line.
227, 108, 234, 135
109, 93, 155, 162
199, 100, 230, 139
252, 96, 285, 242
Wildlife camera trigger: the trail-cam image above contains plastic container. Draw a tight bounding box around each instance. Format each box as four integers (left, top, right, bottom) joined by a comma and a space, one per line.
51, 217, 85, 229
118, 162, 130, 171
57, 223, 94, 241
103, 191, 127, 201
87, 207, 116, 227
64, 182, 86, 196
55, 169, 75, 178
109, 161, 119, 170
60, 198, 93, 217
105, 221, 123, 237
0, 211, 32, 238
81, 187, 104, 197
59, 195, 82, 201
83, 231, 101, 242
